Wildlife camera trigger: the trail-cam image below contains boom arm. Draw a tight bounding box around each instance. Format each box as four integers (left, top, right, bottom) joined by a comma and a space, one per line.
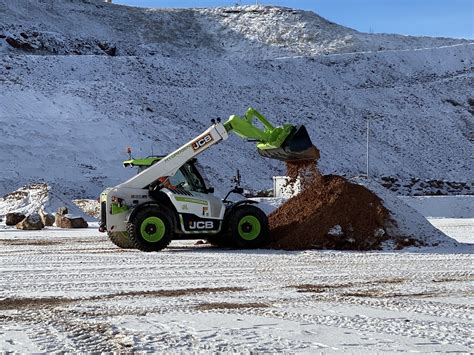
224, 107, 294, 150
117, 107, 317, 189
117, 121, 229, 189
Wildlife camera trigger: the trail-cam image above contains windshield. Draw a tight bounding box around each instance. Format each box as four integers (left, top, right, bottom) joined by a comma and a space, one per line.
166, 162, 207, 193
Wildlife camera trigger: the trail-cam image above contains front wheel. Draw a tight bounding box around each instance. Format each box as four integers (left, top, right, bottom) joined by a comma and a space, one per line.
108, 231, 135, 249
127, 206, 174, 252
227, 205, 269, 248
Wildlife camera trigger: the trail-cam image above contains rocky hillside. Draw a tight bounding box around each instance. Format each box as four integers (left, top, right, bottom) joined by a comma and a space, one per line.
0, 0, 472, 198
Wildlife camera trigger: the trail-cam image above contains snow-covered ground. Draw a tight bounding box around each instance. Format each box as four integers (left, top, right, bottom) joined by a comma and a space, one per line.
0, 195, 472, 353
428, 218, 473, 244
0, 1, 472, 351
401, 195, 474, 244
0, 0, 473, 199
0, 224, 472, 353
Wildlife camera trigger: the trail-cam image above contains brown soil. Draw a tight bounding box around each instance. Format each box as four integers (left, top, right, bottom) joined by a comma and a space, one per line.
195, 302, 268, 311
0, 297, 74, 310
290, 278, 406, 293
0, 239, 61, 246
97, 287, 246, 299
268, 161, 390, 250
0, 287, 246, 311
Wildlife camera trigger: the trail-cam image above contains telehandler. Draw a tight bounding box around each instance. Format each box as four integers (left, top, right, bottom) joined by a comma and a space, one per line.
99, 108, 317, 252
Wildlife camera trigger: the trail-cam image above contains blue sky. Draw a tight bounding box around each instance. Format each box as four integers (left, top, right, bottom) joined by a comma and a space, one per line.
113, 0, 473, 39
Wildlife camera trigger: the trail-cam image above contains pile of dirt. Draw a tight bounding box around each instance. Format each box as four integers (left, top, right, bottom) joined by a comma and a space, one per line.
268, 161, 391, 250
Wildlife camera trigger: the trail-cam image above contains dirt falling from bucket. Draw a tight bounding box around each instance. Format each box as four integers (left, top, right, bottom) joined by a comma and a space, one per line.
268, 161, 390, 250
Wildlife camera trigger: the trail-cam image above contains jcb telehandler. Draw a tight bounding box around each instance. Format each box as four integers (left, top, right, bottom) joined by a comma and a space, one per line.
99, 108, 317, 252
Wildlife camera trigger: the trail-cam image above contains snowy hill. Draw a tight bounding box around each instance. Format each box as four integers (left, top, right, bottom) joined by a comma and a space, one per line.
0, 0, 473, 198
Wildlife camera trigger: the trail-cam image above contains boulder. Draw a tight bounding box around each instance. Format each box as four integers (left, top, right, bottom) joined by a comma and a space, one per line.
39, 208, 55, 227
57, 207, 68, 215
5, 36, 34, 50
6, 212, 26, 226
97, 42, 116, 56
56, 214, 88, 229
16, 214, 44, 230
55, 207, 68, 226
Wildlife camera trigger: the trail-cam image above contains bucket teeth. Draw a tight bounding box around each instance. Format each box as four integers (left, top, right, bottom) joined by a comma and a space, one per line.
258, 125, 320, 162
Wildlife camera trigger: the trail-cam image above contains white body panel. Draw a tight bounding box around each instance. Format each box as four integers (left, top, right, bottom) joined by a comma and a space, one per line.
104, 122, 229, 233
118, 123, 229, 189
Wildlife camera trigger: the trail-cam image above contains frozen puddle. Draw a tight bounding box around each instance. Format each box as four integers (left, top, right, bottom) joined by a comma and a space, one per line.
0, 225, 472, 353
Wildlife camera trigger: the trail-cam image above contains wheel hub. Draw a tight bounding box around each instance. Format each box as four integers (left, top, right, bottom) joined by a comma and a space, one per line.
241, 222, 253, 233
145, 223, 157, 234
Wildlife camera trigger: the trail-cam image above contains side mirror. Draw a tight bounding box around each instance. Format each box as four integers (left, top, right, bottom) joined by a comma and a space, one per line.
207, 187, 215, 193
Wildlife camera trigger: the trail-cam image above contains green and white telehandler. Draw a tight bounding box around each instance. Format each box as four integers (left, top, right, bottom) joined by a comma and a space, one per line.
99, 108, 318, 252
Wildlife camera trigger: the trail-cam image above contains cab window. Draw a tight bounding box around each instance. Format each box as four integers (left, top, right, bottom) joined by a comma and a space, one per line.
167, 163, 207, 193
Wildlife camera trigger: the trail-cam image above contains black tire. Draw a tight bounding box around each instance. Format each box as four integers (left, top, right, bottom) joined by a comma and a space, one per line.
127, 206, 174, 252
227, 205, 269, 248
107, 231, 135, 249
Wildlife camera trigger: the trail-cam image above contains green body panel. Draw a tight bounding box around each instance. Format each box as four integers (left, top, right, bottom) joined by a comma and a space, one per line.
140, 216, 166, 242
238, 215, 261, 241
175, 196, 208, 206
223, 107, 295, 150
111, 203, 129, 215
123, 157, 161, 168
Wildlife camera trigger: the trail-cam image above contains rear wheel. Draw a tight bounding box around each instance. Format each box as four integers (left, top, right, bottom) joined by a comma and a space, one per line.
108, 231, 135, 249
127, 206, 174, 252
228, 205, 269, 248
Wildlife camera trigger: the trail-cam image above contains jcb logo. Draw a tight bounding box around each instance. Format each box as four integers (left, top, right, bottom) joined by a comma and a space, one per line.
191, 134, 213, 151
189, 221, 214, 230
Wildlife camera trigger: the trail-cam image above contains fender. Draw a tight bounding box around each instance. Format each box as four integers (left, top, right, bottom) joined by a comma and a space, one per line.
125, 201, 161, 224
224, 200, 258, 218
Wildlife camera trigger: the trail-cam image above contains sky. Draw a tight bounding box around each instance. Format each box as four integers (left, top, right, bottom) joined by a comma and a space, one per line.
113, 0, 473, 39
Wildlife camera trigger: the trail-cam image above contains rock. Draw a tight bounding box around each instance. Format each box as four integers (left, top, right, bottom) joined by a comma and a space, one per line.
39, 208, 55, 227
55, 207, 68, 225
56, 214, 88, 229
16, 214, 44, 230
105, 46, 116, 56
57, 207, 68, 215
5, 37, 33, 50
55, 207, 73, 227
97, 42, 117, 56
6, 212, 26, 226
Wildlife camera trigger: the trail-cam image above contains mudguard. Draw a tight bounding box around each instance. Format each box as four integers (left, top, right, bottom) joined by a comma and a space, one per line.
224, 200, 259, 218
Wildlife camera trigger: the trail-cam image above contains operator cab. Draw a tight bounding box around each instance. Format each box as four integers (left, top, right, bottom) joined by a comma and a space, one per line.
165, 160, 211, 193
123, 156, 213, 194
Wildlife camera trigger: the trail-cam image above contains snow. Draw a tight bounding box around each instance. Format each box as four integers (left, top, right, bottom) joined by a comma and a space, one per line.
400, 195, 474, 218
354, 178, 459, 249
0, 1, 472, 351
428, 218, 474, 244
0, 1, 473, 199
0, 185, 471, 353
0, 184, 95, 221
0, 224, 471, 352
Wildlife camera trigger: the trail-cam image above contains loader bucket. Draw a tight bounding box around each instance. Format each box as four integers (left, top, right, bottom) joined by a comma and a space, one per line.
257, 125, 320, 162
